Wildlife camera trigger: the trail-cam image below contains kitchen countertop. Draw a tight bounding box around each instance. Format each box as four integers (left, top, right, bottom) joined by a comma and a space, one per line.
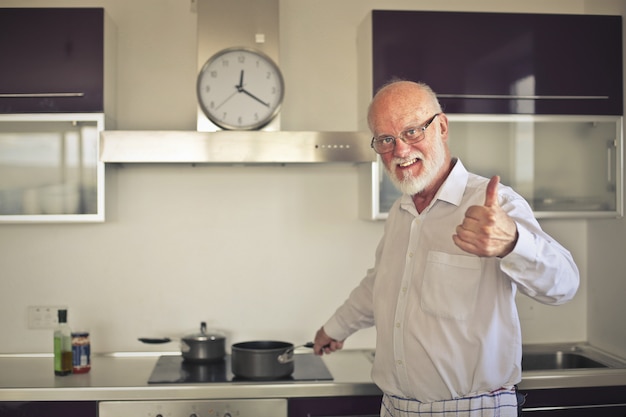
0, 347, 625, 402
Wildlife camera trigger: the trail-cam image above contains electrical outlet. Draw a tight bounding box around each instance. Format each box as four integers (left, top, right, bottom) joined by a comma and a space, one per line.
27, 305, 67, 329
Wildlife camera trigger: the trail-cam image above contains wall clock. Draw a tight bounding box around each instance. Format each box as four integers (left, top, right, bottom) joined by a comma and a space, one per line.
197, 47, 284, 130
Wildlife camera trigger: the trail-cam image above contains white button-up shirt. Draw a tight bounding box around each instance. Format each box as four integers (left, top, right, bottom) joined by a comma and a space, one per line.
323, 159, 579, 403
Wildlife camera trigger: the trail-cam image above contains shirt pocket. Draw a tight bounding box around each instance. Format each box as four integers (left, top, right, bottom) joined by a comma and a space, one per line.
421, 251, 482, 320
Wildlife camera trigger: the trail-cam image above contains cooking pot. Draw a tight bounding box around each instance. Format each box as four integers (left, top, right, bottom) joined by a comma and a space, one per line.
139, 322, 226, 363
231, 341, 313, 380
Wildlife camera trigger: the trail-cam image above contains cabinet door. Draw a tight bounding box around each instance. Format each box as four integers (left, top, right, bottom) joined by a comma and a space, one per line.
522, 406, 626, 416
288, 396, 382, 417
0, 113, 105, 222
0, 401, 97, 417
359, 115, 623, 220
521, 385, 626, 416
371, 10, 623, 115
0, 8, 104, 113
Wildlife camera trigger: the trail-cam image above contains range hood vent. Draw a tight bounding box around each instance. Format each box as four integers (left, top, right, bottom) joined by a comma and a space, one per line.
100, 130, 375, 164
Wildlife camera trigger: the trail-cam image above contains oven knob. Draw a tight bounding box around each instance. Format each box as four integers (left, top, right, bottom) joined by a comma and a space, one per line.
223, 413, 232, 417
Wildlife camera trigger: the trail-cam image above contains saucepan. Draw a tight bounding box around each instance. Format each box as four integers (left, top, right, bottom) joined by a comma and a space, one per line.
139, 322, 226, 363
231, 341, 314, 380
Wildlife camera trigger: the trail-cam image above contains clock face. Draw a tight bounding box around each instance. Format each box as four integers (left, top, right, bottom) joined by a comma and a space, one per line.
197, 47, 285, 130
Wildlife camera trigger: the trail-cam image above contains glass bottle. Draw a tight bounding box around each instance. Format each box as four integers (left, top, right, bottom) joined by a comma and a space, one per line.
53, 309, 72, 376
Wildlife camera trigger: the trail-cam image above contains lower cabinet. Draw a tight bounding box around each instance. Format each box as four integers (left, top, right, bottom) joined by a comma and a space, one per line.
287, 386, 626, 417
522, 406, 626, 416
521, 385, 626, 416
288, 395, 382, 417
0, 401, 97, 417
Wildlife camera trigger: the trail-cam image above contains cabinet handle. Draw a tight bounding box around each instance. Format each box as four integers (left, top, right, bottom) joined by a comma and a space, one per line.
607, 139, 616, 186
0, 92, 85, 98
437, 94, 609, 100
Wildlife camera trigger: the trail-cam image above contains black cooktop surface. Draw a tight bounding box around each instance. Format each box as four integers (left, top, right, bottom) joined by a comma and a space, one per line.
148, 354, 333, 384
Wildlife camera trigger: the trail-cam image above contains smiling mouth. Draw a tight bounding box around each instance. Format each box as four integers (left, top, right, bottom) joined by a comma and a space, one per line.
398, 158, 420, 168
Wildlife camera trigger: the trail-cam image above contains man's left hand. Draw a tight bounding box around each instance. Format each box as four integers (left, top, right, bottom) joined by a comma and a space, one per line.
452, 175, 518, 258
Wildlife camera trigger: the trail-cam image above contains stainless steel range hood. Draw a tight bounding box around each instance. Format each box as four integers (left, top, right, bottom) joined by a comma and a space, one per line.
100, 0, 375, 165
99, 130, 375, 163
106, 0, 372, 164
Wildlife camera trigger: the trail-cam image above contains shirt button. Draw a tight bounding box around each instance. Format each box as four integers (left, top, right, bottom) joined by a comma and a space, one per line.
402, 287, 407, 294
395, 322, 401, 328
397, 360, 403, 365
408, 252, 414, 258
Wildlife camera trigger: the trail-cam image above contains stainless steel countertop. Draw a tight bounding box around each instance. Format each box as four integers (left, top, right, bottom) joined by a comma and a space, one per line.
0, 348, 625, 401
0, 350, 380, 401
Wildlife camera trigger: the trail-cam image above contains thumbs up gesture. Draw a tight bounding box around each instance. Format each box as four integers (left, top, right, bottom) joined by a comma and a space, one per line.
452, 176, 519, 258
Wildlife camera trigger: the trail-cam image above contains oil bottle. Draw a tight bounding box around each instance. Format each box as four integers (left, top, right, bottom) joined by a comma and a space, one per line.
53, 309, 72, 376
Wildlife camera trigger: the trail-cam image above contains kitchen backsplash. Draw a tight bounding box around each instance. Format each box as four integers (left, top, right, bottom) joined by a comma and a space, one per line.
1, 163, 586, 353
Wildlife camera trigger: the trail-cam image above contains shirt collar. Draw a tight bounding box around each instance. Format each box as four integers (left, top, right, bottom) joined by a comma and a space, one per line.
399, 158, 468, 213
437, 158, 467, 207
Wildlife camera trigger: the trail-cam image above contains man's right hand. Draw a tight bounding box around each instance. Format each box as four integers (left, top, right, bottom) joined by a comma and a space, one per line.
313, 327, 344, 356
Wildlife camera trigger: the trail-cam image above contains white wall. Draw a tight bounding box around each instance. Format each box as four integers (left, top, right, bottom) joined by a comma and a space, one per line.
0, 0, 623, 355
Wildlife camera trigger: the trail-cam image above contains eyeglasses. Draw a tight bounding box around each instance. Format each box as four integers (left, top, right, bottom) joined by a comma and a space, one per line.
370, 113, 440, 154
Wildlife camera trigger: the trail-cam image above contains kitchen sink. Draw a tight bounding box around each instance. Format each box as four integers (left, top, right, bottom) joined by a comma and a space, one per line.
522, 351, 608, 371
363, 343, 626, 371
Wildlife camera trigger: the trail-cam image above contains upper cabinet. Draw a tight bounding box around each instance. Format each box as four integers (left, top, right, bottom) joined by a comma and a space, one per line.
364, 10, 623, 116
0, 7, 114, 223
359, 115, 623, 220
0, 113, 105, 223
356, 10, 624, 220
0, 8, 116, 118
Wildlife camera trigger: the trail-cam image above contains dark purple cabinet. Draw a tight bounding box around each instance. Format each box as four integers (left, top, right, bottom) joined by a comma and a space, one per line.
0, 401, 97, 417
0, 8, 104, 113
371, 10, 623, 115
521, 385, 626, 416
288, 395, 382, 417
287, 386, 626, 416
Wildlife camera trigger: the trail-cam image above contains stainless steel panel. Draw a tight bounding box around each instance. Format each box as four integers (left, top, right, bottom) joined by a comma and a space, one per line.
99, 398, 287, 417
100, 130, 375, 164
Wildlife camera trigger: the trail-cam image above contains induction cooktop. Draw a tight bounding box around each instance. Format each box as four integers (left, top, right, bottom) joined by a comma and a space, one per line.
148, 354, 333, 384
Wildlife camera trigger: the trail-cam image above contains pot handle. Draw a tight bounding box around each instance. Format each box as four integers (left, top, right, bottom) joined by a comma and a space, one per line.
277, 342, 314, 364
138, 337, 172, 344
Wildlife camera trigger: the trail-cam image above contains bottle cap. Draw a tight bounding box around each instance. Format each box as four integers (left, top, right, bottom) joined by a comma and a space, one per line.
58, 309, 67, 323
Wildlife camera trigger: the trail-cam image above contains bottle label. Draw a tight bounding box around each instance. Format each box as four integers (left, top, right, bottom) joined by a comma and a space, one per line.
54, 336, 62, 370
72, 333, 91, 373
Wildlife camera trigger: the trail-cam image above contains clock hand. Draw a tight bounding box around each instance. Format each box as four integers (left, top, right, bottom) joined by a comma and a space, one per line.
240, 88, 270, 107
215, 89, 239, 110
215, 71, 245, 110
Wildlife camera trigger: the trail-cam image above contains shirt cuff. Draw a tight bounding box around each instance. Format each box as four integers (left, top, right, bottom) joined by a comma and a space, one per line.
500, 224, 536, 274
323, 315, 352, 342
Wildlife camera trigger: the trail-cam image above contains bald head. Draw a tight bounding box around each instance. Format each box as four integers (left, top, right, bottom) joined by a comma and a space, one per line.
367, 81, 442, 133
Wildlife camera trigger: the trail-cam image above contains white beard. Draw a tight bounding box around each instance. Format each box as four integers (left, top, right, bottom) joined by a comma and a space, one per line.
384, 137, 446, 196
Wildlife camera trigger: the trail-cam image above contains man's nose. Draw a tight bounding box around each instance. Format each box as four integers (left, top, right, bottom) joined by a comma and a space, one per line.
392, 136, 413, 157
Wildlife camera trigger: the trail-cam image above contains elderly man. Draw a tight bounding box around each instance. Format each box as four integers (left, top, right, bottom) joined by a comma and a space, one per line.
313, 81, 579, 417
